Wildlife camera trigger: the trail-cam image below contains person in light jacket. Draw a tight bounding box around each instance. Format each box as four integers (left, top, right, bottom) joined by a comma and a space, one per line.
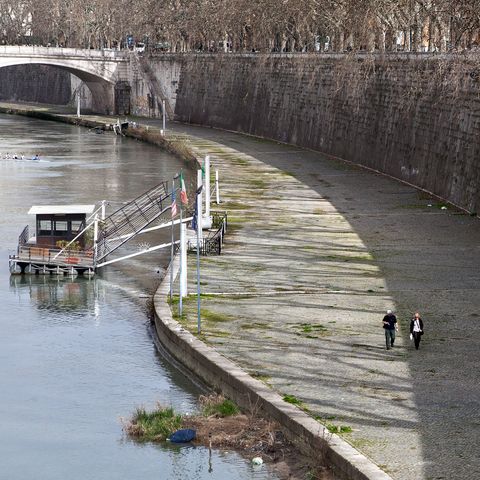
410, 312, 424, 350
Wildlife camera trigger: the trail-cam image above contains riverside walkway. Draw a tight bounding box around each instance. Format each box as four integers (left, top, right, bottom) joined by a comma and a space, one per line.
167, 124, 480, 480
2, 103, 479, 479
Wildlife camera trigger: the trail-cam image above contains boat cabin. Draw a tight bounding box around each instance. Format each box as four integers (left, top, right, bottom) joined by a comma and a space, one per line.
28, 205, 95, 248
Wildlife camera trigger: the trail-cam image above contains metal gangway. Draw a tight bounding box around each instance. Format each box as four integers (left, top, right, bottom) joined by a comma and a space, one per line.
95, 182, 171, 263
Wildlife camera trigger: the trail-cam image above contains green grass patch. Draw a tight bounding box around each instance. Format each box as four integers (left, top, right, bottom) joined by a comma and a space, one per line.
248, 178, 268, 189
125, 405, 182, 441
208, 330, 231, 338
230, 157, 249, 166
250, 372, 271, 383
201, 395, 240, 417
221, 201, 252, 210
202, 309, 235, 323
326, 424, 352, 434
240, 322, 270, 330
292, 323, 329, 337
283, 394, 303, 406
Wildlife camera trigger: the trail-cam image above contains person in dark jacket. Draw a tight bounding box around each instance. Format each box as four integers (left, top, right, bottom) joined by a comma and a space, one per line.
382, 309, 398, 350
409, 312, 424, 350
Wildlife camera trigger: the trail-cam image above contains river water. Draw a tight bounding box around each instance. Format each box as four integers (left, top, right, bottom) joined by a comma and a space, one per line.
0, 114, 276, 479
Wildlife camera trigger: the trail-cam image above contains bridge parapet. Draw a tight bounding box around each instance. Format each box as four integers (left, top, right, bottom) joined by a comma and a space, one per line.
0, 45, 127, 62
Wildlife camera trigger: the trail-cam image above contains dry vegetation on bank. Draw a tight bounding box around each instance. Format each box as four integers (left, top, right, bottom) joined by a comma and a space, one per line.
123, 394, 332, 480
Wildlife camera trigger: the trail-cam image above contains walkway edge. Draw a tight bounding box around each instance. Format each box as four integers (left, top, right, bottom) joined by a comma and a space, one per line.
153, 258, 392, 480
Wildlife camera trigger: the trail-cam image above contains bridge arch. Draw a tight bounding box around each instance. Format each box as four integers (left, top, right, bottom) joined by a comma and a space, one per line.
0, 47, 129, 114
0, 60, 115, 114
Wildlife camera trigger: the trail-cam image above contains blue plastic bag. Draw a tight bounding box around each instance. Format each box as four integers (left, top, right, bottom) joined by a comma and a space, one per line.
169, 428, 196, 443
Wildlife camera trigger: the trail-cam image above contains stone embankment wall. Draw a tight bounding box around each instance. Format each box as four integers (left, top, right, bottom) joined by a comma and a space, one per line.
129, 55, 182, 118
159, 53, 479, 213
0, 65, 71, 104
2, 54, 478, 212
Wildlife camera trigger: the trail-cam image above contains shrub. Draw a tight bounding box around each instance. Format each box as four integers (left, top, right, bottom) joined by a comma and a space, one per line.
200, 394, 240, 417
125, 404, 182, 441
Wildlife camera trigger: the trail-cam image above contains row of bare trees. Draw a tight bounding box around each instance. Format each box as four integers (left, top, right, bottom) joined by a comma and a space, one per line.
1, 0, 480, 53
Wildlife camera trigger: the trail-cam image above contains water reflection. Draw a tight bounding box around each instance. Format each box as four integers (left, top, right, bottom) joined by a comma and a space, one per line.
0, 114, 279, 479
10, 275, 97, 314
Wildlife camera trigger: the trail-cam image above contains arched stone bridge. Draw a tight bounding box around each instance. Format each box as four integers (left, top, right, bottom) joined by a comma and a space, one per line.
0, 46, 130, 114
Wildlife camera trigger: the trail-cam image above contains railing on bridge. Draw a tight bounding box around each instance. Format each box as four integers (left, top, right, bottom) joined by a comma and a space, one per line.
0, 45, 127, 60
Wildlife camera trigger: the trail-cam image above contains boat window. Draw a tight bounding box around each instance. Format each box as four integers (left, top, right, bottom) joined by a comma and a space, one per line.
71, 220, 84, 233
54, 221, 68, 235
38, 220, 52, 236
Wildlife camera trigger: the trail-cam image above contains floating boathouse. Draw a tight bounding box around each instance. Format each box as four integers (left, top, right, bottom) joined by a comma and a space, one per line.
10, 205, 96, 276
9, 183, 174, 276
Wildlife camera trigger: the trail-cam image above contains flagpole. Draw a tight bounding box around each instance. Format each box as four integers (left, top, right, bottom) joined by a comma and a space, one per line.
169, 177, 176, 300
179, 198, 183, 318
196, 186, 202, 334
197, 169, 203, 241
178, 170, 188, 318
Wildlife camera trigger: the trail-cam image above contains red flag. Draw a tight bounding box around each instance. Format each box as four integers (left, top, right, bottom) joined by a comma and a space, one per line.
180, 173, 188, 205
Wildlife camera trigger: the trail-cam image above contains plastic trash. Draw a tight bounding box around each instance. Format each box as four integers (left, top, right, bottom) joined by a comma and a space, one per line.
252, 457, 263, 466
169, 428, 196, 443
441, 206, 447, 210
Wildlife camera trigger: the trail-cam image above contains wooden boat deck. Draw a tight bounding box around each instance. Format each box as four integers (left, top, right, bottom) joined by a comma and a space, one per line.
10, 245, 94, 274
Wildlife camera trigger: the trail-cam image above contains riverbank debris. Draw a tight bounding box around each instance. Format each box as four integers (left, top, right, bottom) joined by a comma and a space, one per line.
123, 394, 332, 479
168, 428, 197, 443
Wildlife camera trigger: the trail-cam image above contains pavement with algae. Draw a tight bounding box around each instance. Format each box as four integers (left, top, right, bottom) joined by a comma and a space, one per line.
165, 124, 480, 480
2, 104, 479, 479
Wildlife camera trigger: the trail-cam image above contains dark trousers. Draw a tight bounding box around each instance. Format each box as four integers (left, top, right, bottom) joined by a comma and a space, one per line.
413, 332, 422, 350
385, 329, 395, 348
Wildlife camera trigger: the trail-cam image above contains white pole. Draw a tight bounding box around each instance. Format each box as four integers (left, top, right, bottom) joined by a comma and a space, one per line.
101, 200, 106, 221
169, 178, 175, 300
179, 217, 187, 298
77, 89, 81, 118
162, 99, 166, 134
197, 169, 203, 239
215, 169, 220, 204
93, 215, 99, 260
205, 155, 211, 219
179, 205, 183, 316
196, 188, 202, 334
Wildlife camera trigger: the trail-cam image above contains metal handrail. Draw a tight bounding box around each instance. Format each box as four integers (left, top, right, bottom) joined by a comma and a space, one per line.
188, 211, 227, 256
18, 225, 29, 246
17, 245, 94, 267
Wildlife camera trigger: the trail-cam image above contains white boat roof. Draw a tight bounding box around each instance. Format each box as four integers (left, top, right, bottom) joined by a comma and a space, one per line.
28, 205, 96, 215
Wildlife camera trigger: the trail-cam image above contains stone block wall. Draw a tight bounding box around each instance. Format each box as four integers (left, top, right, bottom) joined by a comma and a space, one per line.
0, 65, 71, 104
129, 55, 183, 118
172, 54, 480, 213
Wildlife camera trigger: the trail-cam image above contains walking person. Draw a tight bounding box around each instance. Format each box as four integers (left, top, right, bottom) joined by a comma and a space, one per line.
410, 312, 424, 350
383, 309, 398, 350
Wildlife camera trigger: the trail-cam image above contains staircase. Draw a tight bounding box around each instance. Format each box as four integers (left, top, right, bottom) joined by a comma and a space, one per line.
130, 52, 174, 119
96, 182, 171, 262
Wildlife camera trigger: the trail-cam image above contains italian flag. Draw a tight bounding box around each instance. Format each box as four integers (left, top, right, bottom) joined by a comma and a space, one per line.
180, 173, 188, 205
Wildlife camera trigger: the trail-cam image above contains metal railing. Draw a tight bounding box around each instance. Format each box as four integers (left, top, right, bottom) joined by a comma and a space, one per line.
18, 225, 29, 248
188, 211, 227, 256
16, 245, 94, 267
96, 182, 170, 261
